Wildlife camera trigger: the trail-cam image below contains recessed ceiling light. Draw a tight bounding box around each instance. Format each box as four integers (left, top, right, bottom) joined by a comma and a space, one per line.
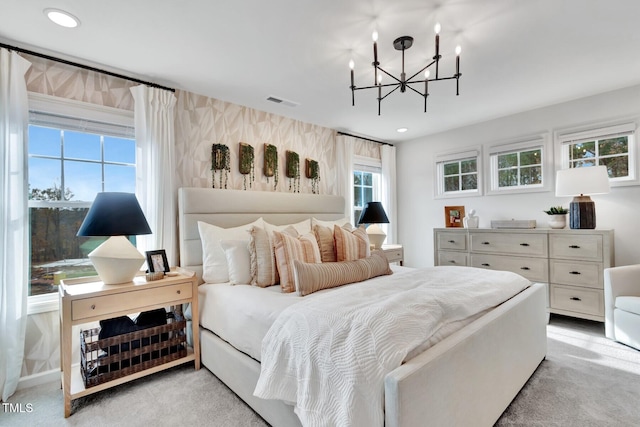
44, 8, 80, 28
397, 127, 408, 133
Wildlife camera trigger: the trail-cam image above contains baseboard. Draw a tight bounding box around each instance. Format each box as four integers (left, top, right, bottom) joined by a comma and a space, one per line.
17, 369, 59, 391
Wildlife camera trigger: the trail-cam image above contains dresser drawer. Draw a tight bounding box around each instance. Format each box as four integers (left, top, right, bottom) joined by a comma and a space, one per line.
71, 282, 192, 321
549, 234, 602, 261
436, 232, 467, 251
550, 260, 602, 289
470, 254, 548, 282
437, 251, 468, 266
470, 233, 548, 257
550, 284, 603, 317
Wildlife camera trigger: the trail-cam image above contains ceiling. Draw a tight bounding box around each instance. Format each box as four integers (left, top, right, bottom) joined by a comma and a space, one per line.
2, 0, 640, 143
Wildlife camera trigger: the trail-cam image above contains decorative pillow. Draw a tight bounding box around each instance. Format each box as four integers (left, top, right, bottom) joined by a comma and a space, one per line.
248, 225, 300, 287
198, 218, 264, 284
311, 217, 351, 228
220, 240, 252, 285
272, 230, 321, 293
264, 219, 311, 236
313, 223, 353, 263
293, 251, 392, 296
334, 224, 371, 261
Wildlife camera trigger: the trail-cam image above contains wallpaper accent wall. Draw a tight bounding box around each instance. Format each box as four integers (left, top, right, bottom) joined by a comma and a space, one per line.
175, 90, 338, 194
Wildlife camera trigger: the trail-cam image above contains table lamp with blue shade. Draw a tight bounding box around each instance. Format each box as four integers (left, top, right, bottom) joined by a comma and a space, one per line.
77, 192, 152, 284
358, 201, 390, 249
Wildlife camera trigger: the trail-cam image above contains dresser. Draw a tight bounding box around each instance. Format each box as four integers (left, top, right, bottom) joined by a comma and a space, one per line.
434, 228, 614, 321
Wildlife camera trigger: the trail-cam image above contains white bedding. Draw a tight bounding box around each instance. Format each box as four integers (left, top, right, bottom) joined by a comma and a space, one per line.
199, 265, 411, 361
253, 266, 531, 427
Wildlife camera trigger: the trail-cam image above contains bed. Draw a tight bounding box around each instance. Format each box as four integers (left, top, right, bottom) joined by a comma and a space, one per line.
178, 187, 547, 427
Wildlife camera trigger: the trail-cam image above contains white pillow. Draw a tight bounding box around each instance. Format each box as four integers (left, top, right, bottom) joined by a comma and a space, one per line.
311, 217, 351, 228
198, 218, 264, 284
220, 240, 252, 285
264, 219, 311, 236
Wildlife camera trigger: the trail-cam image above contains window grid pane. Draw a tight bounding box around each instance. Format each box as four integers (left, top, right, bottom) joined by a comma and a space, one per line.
568, 135, 630, 180
443, 158, 477, 193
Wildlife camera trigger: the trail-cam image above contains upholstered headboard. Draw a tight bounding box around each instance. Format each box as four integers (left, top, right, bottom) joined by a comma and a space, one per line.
178, 187, 345, 281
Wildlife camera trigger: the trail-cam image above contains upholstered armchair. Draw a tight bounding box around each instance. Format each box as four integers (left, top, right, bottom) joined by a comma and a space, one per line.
604, 265, 640, 351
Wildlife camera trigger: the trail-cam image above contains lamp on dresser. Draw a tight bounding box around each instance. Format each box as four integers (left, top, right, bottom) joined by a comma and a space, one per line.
556, 165, 610, 229
358, 201, 390, 249
77, 192, 152, 284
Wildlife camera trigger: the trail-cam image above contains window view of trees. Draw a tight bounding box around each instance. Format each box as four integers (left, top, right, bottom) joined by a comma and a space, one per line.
353, 169, 381, 224
497, 149, 542, 188
569, 136, 629, 178
443, 158, 477, 193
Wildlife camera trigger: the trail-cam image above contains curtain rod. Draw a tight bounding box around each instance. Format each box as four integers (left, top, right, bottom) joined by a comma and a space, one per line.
336, 131, 393, 146
0, 42, 175, 93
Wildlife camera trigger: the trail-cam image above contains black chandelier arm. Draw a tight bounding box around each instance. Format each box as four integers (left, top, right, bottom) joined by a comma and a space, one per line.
406, 60, 437, 82
353, 81, 406, 91
379, 84, 401, 101
376, 66, 403, 85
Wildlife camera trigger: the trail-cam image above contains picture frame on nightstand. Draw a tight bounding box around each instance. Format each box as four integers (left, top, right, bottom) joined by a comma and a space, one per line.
444, 206, 465, 228
146, 249, 169, 273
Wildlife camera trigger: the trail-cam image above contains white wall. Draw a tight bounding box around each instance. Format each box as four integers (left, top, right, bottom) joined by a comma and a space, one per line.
397, 84, 640, 268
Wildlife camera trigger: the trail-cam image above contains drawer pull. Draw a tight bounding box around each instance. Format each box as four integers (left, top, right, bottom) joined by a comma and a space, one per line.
448, 260, 456, 264
520, 243, 530, 247
91, 304, 96, 310
569, 297, 582, 301
481, 242, 490, 245
569, 245, 581, 249
177, 290, 181, 295
447, 240, 456, 244
481, 263, 490, 267
569, 271, 581, 275
520, 267, 530, 270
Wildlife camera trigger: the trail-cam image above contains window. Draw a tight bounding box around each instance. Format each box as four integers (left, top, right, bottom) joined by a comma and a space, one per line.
27, 94, 135, 300
353, 157, 381, 225
557, 122, 638, 186
435, 147, 482, 198
487, 136, 550, 194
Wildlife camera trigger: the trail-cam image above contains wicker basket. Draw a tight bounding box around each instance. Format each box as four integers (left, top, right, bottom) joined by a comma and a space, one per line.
80, 315, 187, 388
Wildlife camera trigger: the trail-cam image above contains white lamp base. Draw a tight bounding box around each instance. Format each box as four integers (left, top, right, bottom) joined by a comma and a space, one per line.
366, 223, 387, 250
88, 235, 145, 284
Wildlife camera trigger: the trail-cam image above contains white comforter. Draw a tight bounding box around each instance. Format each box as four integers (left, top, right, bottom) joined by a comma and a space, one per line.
253, 266, 531, 427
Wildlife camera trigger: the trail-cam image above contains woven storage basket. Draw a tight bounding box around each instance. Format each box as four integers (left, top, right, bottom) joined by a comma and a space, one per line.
80, 316, 187, 388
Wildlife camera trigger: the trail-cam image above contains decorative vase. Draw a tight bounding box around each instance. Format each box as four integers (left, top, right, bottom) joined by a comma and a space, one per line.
547, 214, 567, 229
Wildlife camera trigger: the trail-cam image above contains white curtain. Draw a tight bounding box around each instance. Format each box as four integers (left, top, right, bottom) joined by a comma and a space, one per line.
0, 48, 31, 401
336, 135, 355, 221
381, 144, 397, 244
130, 85, 178, 266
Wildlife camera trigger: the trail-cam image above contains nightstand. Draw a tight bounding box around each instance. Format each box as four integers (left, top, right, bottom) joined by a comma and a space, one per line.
59, 268, 200, 417
382, 244, 404, 265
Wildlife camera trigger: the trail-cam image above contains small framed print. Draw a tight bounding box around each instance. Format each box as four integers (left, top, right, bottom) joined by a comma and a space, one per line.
146, 249, 169, 273
444, 206, 465, 228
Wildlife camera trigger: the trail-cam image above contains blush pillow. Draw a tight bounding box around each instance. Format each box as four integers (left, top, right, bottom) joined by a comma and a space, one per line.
198, 218, 264, 284
293, 251, 392, 296
334, 224, 371, 261
313, 223, 353, 263
272, 230, 321, 293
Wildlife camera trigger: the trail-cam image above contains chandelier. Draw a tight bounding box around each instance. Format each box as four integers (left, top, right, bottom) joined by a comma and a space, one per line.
349, 23, 461, 115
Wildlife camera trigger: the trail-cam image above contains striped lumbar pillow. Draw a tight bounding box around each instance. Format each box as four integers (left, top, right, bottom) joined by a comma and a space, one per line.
293, 251, 392, 296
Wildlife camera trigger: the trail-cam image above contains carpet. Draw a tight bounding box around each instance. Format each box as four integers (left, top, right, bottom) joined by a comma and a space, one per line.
3, 315, 639, 426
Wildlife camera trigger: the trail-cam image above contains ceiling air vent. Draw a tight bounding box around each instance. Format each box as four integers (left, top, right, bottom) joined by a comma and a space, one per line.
266, 95, 299, 107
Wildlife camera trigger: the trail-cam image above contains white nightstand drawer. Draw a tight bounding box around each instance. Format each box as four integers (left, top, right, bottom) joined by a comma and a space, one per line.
550, 284, 603, 317
382, 246, 404, 264
72, 282, 192, 321
550, 260, 602, 289
549, 234, 602, 261
436, 232, 467, 251
470, 254, 548, 282
470, 233, 548, 257
437, 251, 468, 266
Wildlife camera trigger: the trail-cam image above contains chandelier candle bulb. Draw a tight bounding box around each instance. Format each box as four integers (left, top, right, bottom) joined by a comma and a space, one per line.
372, 30, 379, 84
349, 59, 355, 105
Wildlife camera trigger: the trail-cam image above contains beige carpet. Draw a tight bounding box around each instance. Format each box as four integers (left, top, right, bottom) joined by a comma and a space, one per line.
3, 315, 640, 426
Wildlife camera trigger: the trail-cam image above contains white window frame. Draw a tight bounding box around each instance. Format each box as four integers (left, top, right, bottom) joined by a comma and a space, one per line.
555, 121, 639, 187
27, 93, 135, 314
353, 155, 382, 225
434, 146, 482, 199
486, 135, 551, 195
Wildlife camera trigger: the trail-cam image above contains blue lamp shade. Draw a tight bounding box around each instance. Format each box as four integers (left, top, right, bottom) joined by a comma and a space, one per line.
77, 192, 151, 237
358, 202, 389, 249
77, 192, 152, 285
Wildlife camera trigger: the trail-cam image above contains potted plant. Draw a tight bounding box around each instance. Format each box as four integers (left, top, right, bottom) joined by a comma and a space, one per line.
544, 206, 569, 229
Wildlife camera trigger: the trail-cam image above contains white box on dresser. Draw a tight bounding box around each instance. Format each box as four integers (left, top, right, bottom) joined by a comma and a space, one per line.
434, 228, 614, 321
